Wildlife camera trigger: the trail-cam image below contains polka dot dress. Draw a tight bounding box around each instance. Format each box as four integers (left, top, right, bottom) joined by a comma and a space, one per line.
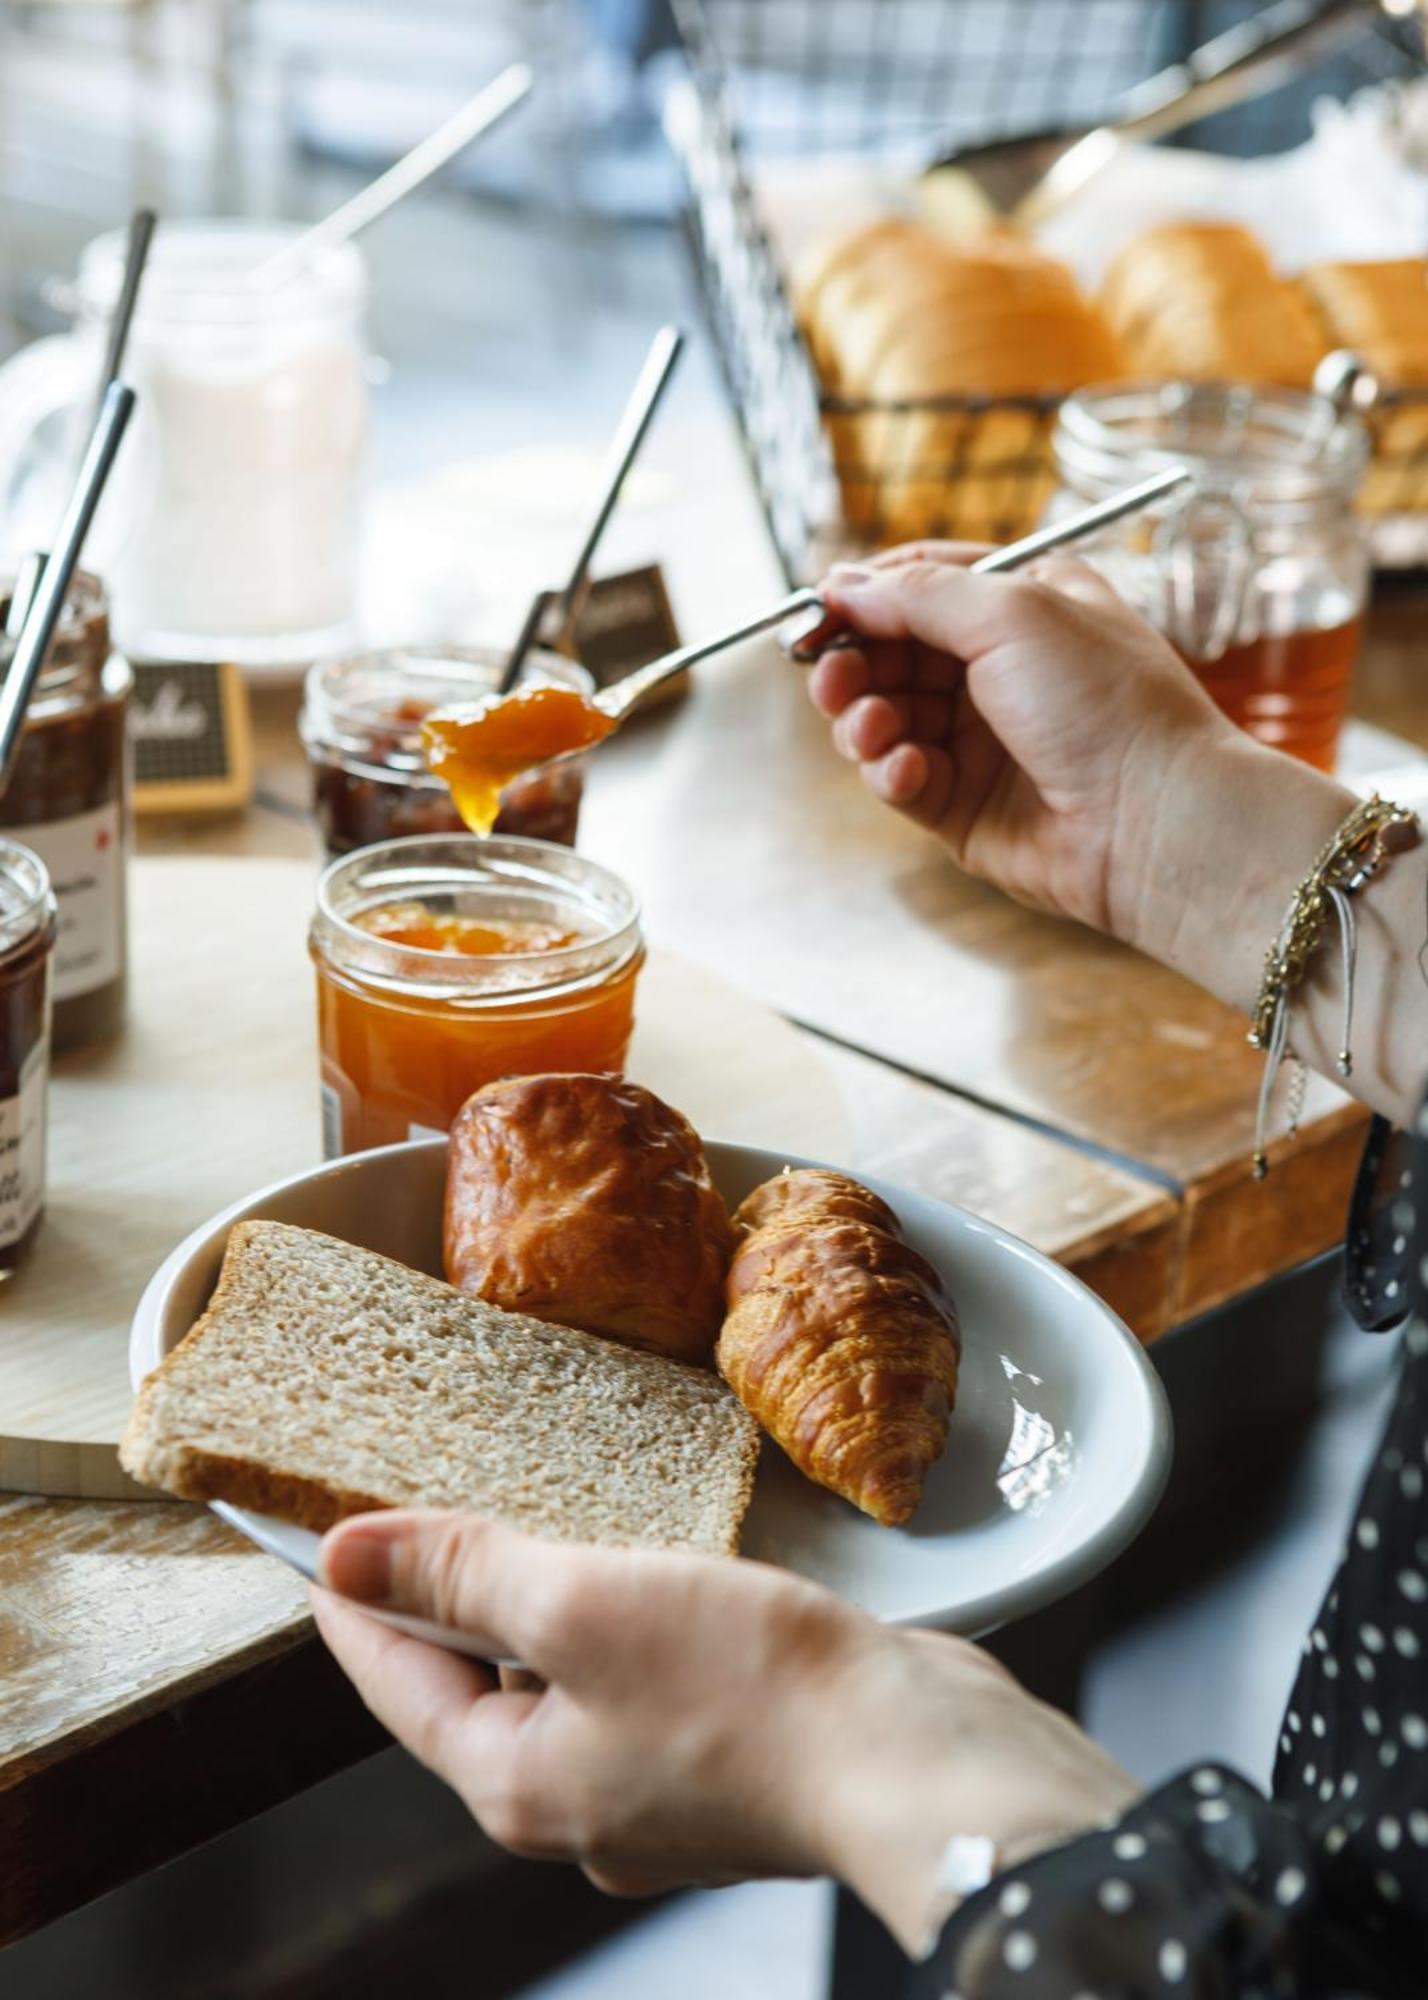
911, 1099, 1428, 1998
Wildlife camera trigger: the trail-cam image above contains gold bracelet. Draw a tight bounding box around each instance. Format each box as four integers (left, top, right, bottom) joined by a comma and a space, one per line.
1249, 792, 1419, 1179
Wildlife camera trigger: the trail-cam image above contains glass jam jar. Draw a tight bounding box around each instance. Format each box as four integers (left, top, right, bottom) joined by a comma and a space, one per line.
310, 835, 645, 1157
0, 569, 131, 1052
1052, 384, 1371, 772
0, 840, 56, 1275
0, 222, 369, 667
300, 646, 595, 858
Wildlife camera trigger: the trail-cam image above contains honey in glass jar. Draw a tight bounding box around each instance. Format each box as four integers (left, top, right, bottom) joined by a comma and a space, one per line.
299, 646, 596, 858
0, 839, 56, 1275
309, 834, 644, 1157
1052, 385, 1370, 772
0, 569, 130, 1051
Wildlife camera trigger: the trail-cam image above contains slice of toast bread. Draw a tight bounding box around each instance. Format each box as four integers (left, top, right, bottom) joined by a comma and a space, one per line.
122, 1221, 761, 1555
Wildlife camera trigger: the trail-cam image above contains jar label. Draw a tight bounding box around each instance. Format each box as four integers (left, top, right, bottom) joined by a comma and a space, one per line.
23, 804, 123, 1002
0, 1037, 47, 1247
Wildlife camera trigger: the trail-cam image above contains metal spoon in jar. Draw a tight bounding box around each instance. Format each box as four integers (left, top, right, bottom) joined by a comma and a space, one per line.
2, 208, 155, 654
0, 384, 137, 792
253, 64, 532, 287
422, 462, 1192, 829
497, 322, 686, 695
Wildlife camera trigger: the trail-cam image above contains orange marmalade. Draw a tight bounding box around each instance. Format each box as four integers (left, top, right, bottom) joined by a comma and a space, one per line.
310, 836, 643, 1156
422, 684, 616, 835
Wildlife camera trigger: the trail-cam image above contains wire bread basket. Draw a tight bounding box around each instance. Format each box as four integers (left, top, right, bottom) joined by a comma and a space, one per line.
667, 0, 1428, 580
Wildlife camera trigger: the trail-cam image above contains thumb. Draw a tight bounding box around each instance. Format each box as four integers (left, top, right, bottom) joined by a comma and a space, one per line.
321, 1509, 588, 1674
822, 558, 1039, 660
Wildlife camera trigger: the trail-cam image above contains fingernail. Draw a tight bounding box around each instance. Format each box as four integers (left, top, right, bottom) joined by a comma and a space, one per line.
322, 1524, 393, 1603
824, 562, 882, 594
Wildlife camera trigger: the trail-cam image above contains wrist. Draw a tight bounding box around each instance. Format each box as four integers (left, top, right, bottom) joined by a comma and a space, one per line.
1110, 723, 1355, 1012
797, 1633, 1139, 1956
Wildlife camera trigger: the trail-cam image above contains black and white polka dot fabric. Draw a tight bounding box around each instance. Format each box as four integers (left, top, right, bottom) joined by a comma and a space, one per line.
910, 1094, 1428, 1999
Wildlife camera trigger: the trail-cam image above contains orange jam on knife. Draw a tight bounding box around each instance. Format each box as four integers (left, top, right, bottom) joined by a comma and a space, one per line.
310, 836, 644, 1157
422, 685, 616, 835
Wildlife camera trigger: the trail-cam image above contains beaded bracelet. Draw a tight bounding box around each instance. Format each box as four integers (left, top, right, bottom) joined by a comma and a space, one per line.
1249, 792, 1419, 1178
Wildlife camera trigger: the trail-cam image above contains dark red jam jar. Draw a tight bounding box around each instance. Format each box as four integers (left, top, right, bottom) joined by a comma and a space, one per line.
299, 645, 594, 859
0, 840, 56, 1275
0, 569, 131, 1053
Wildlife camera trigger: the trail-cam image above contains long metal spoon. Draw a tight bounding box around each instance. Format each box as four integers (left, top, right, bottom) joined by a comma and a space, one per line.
442, 462, 1193, 762
2, 208, 156, 651
91, 206, 156, 431
254, 63, 532, 287
2, 552, 46, 651
0, 384, 137, 792
969, 462, 1192, 574
783, 462, 1194, 659
497, 323, 686, 694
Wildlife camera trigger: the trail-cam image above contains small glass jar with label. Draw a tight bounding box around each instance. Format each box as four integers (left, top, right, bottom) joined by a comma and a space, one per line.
299, 646, 593, 859
310, 835, 645, 1157
0, 840, 56, 1275
0, 568, 131, 1052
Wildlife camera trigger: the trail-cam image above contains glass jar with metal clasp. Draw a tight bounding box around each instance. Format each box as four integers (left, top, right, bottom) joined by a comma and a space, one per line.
1051, 382, 1371, 772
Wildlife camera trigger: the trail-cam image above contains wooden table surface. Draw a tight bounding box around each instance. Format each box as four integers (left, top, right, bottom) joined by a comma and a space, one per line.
3, 582, 1424, 1947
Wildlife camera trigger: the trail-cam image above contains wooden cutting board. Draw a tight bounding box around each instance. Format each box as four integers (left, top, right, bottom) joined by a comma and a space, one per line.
0, 856, 846, 1500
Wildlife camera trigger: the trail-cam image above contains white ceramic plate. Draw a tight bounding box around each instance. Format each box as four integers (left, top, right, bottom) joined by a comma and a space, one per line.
130, 1139, 1171, 1653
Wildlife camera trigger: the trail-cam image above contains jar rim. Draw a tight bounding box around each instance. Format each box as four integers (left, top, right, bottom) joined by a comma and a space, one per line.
311, 834, 642, 1000
0, 839, 56, 958
300, 645, 596, 779
78, 221, 368, 327
1055, 381, 1370, 510
0, 569, 108, 701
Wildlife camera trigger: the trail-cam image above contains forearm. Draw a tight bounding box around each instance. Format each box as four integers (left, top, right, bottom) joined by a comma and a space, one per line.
1117, 730, 1428, 1130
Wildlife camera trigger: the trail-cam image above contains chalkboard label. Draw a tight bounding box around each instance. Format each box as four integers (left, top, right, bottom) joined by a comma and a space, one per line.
128, 659, 254, 814
573, 566, 681, 692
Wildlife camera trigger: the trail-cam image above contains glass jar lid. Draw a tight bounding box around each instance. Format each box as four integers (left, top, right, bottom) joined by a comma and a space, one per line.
311, 835, 642, 1003
0, 839, 56, 959
300, 645, 596, 781
1054, 382, 1370, 517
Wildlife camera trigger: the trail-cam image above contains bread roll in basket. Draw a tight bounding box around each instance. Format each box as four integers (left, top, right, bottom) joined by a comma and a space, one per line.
1104, 223, 1428, 513
1302, 258, 1428, 512
793, 219, 1125, 544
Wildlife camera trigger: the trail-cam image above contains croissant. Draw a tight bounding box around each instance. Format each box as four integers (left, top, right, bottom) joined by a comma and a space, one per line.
716, 1168, 960, 1527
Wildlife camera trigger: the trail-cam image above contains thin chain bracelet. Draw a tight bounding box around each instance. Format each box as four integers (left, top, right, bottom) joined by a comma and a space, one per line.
1249, 793, 1419, 1179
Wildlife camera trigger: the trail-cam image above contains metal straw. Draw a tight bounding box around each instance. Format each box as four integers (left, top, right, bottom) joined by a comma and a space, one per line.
497, 323, 686, 695
0, 384, 137, 792
254, 63, 532, 285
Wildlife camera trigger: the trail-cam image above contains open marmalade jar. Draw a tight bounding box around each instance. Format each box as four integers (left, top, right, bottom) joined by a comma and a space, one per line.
310, 834, 644, 1157
300, 646, 594, 858
0, 839, 56, 1274
0, 568, 130, 1051
1052, 383, 1370, 772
